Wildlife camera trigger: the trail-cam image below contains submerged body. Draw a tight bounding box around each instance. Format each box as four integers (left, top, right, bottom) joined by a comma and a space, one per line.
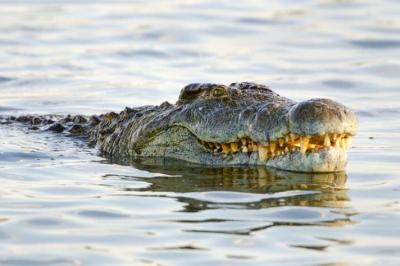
4, 82, 358, 172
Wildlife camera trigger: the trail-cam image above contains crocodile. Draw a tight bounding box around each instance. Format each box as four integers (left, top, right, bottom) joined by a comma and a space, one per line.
3, 82, 358, 172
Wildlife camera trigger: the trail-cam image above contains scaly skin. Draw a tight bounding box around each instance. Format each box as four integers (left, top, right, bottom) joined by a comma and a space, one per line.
3, 82, 358, 172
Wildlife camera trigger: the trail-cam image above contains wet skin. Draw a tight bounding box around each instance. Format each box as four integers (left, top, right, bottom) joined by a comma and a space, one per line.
3, 82, 358, 172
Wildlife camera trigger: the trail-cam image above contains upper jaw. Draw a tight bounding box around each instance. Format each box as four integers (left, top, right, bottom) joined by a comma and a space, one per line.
191, 98, 357, 172
194, 97, 357, 153
189, 97, 358, 144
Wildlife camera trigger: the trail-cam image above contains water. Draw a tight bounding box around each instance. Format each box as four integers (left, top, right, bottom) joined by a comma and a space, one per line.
0, 1, 400, 265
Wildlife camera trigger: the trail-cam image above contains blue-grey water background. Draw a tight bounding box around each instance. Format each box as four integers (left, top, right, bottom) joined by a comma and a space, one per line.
0, 1, 400, 265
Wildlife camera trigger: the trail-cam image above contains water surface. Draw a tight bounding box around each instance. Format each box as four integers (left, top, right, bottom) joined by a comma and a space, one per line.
0, 1, 400, 265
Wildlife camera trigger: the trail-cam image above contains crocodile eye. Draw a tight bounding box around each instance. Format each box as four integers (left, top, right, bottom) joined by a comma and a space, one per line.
211, 86, 229, 98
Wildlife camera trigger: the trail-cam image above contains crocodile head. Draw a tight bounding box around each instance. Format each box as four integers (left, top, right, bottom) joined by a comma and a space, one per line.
93, 82, 358, 172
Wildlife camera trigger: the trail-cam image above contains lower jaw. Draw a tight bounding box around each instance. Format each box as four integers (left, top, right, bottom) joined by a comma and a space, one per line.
217, 147, 347, 173
265, 147, 347, 173
138, 127, 348, 172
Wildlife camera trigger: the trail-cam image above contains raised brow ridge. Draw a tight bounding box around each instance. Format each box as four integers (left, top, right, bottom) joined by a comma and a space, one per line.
229, 82, 272, 92
178, 83, 229, 104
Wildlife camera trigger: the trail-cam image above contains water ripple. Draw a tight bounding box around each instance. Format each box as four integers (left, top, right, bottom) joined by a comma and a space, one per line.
351, 39, 400, 49
0, 1, 399, 265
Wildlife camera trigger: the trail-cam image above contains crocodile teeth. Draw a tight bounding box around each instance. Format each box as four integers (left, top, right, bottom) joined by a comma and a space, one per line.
278, 138, 284, 147
300, 136, 310, 154
334, 136, 340, 148
221, 143, 230, 154
251, 143, 258, 151
199, 132, 352, 161
324, 134, 331, 147
242, 146, 249, 153
340, 137, 348, 149
270, 142, 276, 154
231, 142, 239, 153
258, 146, 268, 161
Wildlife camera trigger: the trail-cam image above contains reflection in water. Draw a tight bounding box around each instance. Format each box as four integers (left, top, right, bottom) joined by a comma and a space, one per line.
107, 158, 349, 211
0, 0, 399, 264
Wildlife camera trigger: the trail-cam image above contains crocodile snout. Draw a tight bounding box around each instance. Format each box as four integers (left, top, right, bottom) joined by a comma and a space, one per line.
288, 98, 358, 136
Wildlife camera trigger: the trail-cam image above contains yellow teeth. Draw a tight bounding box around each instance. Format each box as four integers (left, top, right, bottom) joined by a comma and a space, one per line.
221, 143, 230, 154
278, 138, 284, 147
300, 136, 310, 154
340, 136, 352, 149
251, 143, 258, 152
270, 142, 276, 153
324, 134, 331, 147
200, 132, 353, 161
230, 142, 239, 153
258, 146, 268, 162
334, 137, 340, 148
